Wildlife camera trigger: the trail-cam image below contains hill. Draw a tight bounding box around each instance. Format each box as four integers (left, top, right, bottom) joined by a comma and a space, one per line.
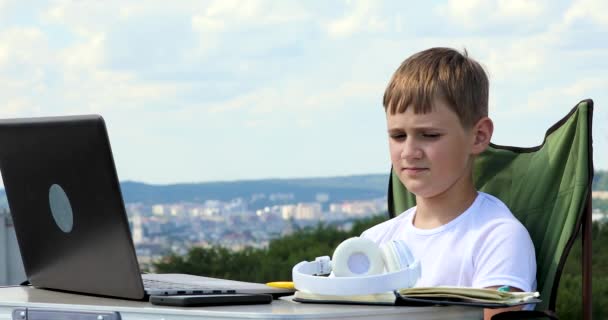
0, 174, 389, 207
1, 170, 606, 208
120, 174, 389, 204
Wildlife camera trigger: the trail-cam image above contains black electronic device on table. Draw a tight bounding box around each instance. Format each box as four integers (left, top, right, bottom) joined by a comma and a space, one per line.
150, 293, 273, 307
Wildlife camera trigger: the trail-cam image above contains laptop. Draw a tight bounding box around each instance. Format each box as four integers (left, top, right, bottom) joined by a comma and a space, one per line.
0, 115, 294, 300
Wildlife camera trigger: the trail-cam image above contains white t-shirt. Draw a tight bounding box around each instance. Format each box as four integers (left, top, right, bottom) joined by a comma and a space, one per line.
361, 192, 537, 292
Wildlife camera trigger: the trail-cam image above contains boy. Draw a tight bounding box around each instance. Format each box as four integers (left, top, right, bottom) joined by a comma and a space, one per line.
361, 47, 537, 319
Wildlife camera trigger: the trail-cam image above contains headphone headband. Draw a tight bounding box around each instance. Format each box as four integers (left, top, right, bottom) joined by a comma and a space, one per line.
292, 259, 420, 295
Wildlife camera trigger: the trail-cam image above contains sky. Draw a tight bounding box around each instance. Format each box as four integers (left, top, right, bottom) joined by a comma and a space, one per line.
0, 0, 606, 185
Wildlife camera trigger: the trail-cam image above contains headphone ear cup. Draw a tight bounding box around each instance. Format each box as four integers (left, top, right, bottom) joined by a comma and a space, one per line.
332, 237, 385, 277
380, 240, 416, 273
380, 242, 400, 273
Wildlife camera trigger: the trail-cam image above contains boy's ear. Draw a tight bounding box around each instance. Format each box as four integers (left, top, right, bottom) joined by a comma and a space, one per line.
471, 117, 493, 155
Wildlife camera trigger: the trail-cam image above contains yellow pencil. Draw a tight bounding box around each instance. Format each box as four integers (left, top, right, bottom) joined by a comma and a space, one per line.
266, 281, 295, 289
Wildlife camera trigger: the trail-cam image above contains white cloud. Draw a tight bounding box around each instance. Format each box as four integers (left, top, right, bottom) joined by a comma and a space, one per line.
522, 77, 606, 114
563, 77, 607, 97
564, 0, 608, 27
192, 14, 226, 32
326, 0, 387, 38
206, 87, 280, 114
190, 0, 312, 58
59, 33, 106, 70
437, 0, 489, 29
436, 0, 549, 30
192, 0, 310, 33
41, 1, 114, 38
0, 0, 9, 12
0, 27, 47, 67
0, 97, 39, 118
299, 81, 381, 110
483, 38, 549, 80
496, 0, 544, 18
449, 6, 601, 82
0, 14, 186, 119
0, 27, 51, 117
0, 0, 19, 19
206, 79, 379, 115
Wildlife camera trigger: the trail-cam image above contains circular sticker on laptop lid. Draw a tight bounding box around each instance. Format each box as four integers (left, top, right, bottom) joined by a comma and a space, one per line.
48, 184, 74, 233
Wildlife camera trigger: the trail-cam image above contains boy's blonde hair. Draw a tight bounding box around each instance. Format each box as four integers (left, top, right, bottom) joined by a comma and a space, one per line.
383, 47, 489, 128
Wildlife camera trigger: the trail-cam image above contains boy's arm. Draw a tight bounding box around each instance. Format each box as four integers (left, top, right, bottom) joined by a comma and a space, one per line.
472, 221, 536, 292
483, 286, 524, 320
473, 221, 537, 319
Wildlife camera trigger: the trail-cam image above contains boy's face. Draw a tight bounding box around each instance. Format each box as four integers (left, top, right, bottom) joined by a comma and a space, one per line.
386, 97, 482, 199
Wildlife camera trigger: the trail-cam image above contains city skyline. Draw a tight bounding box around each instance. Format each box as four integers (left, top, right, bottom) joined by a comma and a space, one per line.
0, 1, 606, 185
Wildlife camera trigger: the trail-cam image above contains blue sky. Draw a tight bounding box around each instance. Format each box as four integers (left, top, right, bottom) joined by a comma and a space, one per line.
0, 0, 606, 184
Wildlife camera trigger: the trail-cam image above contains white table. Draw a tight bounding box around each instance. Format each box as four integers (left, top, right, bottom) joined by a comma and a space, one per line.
0, 286, 482, 320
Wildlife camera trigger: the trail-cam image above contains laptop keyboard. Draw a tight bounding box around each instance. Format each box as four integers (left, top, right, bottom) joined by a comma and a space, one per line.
142, 278, 236, 295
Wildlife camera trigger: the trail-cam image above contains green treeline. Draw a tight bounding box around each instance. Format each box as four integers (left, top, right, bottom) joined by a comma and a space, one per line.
593, 198, 608, 213
556, 222, 608, 319
154, 216, 607, 319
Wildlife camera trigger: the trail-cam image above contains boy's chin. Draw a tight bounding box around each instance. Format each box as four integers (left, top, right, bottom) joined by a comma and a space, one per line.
408, 189, 436, 199
401, 181, 443, 199
401, 182, 430, 197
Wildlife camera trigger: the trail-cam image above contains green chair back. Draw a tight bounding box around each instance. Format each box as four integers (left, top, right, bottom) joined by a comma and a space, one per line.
388, 99, 594, 312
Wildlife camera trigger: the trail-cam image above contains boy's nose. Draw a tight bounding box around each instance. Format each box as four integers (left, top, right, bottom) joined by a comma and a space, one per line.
401, 140, 423, 160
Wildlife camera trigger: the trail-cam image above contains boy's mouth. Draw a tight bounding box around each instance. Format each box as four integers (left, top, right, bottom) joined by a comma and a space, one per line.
402, 167, 428, 174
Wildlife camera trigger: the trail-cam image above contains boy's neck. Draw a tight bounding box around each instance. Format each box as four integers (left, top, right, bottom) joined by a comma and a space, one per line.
413, 179, 478, 230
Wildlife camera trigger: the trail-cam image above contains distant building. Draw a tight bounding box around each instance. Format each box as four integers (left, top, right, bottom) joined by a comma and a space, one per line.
0, 210, 26, 285
294, 203, 322, 220
152, 204, 165, 216
131, 213, 144, 245
592, 191, 608, 200
281, 205, 297, 220
169, 204, 185, 217
330, 200, 383, 217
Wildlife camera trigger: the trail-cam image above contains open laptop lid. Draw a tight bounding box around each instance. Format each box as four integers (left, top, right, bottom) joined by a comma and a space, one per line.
0, 115, 146, 299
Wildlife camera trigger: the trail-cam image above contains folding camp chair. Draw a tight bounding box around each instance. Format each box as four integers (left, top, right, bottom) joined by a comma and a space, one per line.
387, 99, 594, 320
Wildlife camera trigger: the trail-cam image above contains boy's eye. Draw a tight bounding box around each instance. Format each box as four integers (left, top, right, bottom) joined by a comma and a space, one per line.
422, 133, 441, 139
390, 133, 406, 140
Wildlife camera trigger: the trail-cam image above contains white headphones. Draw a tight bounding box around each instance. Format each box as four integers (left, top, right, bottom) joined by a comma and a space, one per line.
292, 237, 421, 295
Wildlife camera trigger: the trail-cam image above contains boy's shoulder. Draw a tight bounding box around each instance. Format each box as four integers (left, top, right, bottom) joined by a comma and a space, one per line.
475, 192, 526, 227
477, 191, 509, 211
465, 192, 534, 249
362, 192, 528, 242
361, 206, 415, 243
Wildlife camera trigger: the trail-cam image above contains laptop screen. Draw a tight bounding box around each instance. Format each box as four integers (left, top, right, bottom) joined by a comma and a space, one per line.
0, 115, 146, 299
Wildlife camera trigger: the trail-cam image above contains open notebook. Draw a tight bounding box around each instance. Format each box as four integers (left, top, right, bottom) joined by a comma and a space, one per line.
294, 286, 541, 308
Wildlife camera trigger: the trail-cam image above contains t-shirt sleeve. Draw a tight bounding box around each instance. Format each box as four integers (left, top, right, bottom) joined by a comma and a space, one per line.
360, 211, 410, 243
360, 222, 386, 243
472, 220, 537, 292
